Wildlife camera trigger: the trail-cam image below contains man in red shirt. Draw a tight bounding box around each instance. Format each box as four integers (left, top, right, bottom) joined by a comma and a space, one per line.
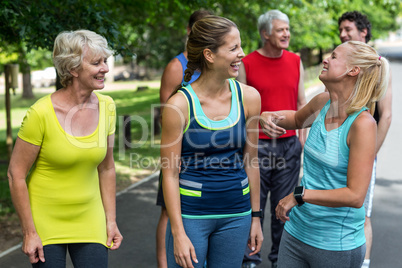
237, 9, 306, 268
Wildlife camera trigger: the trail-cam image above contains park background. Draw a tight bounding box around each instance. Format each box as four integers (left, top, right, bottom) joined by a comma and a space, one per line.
1, 0, 402, 264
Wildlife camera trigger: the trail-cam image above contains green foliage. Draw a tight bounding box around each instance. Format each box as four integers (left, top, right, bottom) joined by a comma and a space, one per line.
0, 0, 401, 76
105, 0, 400, 69
26, 49, 53, 71
0, 0, 125, 53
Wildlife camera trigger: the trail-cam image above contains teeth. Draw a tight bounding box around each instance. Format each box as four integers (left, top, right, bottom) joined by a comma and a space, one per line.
231, 62, 241, 67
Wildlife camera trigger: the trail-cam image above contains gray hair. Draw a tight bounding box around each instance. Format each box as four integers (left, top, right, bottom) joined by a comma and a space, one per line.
257, 10, 289, 44
53, 30, 113, 87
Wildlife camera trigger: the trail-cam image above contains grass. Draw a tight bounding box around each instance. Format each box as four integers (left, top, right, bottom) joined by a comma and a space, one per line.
0, 84, 161, 215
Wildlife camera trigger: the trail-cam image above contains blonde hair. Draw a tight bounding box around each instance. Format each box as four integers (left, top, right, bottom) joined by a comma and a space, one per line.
53, 30, 113, 87
344, 41, 389, 115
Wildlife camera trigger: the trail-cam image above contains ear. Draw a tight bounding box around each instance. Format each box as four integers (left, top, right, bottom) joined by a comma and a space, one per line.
203, 48, 214, 64
70, 68, 79, 78
361, 28, 368, 39
262, 29, 270, 41
348, 66, 360, 77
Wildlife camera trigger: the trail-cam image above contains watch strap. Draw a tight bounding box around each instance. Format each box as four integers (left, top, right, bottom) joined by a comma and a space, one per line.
294, 186, 305, 206
251, 209, 264, 218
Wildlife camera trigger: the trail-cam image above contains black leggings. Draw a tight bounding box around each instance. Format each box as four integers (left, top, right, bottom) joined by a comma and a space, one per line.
32, 243, 108, 268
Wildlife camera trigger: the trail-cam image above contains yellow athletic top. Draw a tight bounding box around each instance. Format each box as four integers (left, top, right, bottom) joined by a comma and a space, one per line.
18, 92, 116, 246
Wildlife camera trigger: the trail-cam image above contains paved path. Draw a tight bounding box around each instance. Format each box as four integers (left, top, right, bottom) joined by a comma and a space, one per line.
1, 47, 401, 268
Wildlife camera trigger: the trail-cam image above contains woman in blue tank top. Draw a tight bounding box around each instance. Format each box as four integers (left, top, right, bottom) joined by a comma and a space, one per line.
161, 16, 263, 267
260, 41, 390, 267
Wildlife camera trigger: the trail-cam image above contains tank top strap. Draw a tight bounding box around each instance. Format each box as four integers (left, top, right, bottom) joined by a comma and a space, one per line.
339, 106, 369, 156
230, 79, 246, 122
175, 53, 187, 80
229, 79, 243, 103
178, 86, 194, 133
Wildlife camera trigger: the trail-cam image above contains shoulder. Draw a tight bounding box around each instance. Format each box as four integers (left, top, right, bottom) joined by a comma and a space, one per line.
163, 89, 189, 127
284, 50, 300, 60
95, 92, 116, 114
95, 92, 114, 103
166, 89, 189, 112
29, 94, 52, 115
348, 110, 376, 146
167, 56, 184, 70
310, 92, 329, 108
162, 57, 184, 78
242, 51, 257, 63
239, 83, 261, 117
351, 111, 376, 132
240, 83, 260, 103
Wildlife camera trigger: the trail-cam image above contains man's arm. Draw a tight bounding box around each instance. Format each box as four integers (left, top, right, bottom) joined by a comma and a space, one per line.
375, 70, 392, 154
237, 61, 247, 84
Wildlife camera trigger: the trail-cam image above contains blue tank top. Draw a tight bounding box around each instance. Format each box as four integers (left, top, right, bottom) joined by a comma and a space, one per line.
178, 79, 251, 219
285, 100, 367, 251
175, 53, 200, 84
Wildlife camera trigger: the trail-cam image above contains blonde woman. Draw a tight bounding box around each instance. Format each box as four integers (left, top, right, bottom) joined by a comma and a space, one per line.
8, 30, 122, 267
261, 41, 389, 267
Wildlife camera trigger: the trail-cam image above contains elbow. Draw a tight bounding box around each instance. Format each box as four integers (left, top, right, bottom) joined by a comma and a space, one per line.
349, 195, 365, 209
7, 169, 16, 190
385, 113, 392, 125
380, 110, 392, 126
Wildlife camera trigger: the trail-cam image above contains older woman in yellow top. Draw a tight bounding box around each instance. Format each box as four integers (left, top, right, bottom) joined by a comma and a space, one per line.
8, 30, 123, 267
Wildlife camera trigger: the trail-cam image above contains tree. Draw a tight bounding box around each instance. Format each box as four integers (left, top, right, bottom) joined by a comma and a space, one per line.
0, 0, 126, 96
107, 0, 400, 71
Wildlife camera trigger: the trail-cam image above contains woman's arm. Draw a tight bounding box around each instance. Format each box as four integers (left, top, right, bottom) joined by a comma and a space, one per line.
8, 138, 44, 264
98, 134, 123, 250
297, 60, 308, 147
242, 84, 263, 256
260, 92, 329, 138
161, 93, 198, 268
276, 112, 376, 222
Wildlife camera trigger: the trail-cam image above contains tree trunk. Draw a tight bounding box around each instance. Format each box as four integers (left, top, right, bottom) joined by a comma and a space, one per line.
18, 43, 34, 99
22, 65, 34, 98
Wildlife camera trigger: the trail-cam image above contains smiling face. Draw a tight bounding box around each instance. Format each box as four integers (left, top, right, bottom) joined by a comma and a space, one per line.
212, 27, 245, 78
319, 44, 351, 83
265, 19, 290, 50
74, 49, 109, 90
339, 19, 367, 43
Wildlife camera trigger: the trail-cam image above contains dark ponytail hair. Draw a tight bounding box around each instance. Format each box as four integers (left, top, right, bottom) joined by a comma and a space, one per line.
171, 15, 238, 97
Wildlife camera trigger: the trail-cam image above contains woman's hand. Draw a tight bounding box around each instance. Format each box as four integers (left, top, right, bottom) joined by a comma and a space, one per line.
275, 193, 298, 223
259, 112, 286, 138
22, 232, 45, 264
106, 221, 123, 250
248, 218, 264, 256
173, 233, 198, 268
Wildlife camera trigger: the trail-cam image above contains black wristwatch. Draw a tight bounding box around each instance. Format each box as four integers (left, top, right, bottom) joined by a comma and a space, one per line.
251, 209, 264, 218
294, 186, 305, 206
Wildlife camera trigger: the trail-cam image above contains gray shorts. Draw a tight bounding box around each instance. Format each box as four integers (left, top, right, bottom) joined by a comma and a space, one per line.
363, 158, 376, 218
278, 230, 365, 268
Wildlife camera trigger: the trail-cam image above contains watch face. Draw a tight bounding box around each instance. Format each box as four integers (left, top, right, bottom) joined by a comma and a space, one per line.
294, 186, 304, 195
